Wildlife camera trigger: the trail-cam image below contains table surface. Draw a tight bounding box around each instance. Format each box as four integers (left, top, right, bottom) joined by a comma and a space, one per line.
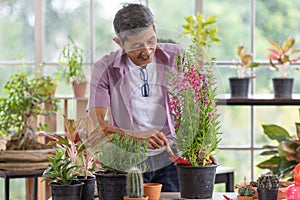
161, 192, 237, 200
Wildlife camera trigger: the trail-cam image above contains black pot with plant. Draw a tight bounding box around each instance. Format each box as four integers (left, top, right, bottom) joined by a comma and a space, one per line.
58, 36, 87, 97
42, 149, 84, 200
46, 115, 102, 200
93, 134, 148, 200
169, 13, 222, 199
229, 45, 260, 98
256, 172, 279, 200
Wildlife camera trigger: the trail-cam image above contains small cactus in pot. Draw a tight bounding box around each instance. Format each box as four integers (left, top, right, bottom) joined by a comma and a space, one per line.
124, 167, 148, 200
256, 172, 280, 200
237, 176, 255, 200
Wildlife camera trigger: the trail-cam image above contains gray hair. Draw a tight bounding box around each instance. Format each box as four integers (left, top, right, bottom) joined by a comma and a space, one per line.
113, 3, 156, 42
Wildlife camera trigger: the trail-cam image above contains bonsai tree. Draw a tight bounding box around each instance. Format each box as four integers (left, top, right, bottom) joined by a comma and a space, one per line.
257, 123, 300, 181
267, 37, 300, 78
58, 36, 86, 84
234, 44, 260, 79
0, 72, 58, 150
124, 167, 148, 200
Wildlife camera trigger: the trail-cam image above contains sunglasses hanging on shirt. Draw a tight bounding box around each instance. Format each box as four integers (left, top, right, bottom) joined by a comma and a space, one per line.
140, 66, 150, 97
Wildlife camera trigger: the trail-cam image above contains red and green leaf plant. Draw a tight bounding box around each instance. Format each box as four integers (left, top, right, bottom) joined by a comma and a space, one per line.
267, 37, 300, 78
234, 44, 260, 78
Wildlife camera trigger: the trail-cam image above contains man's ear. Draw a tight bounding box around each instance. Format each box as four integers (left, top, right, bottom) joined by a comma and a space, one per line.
113, 37, 123, 48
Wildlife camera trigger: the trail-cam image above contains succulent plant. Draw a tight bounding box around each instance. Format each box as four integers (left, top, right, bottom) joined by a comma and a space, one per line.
238, 176, 255, 196
257, 172, 280, 190
126, 167, 144, 198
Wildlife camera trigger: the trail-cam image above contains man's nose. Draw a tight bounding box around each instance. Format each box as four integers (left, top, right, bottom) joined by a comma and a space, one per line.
141, 46, 153, 56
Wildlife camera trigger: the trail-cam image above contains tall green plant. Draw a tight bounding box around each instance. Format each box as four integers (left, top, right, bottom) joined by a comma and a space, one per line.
169, 13, 222, 166
58, 36, 86, 84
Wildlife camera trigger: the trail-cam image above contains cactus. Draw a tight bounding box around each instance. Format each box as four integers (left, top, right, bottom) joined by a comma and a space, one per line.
257, 172, 279, 190
127, 167, 144, 198
238, 176, 255, 196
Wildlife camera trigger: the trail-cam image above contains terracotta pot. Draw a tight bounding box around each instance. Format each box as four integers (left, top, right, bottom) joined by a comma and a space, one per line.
143, 183, 162, 200
237, 196, 254, 200
123, 195, 149, 200
72, 81, 87, 97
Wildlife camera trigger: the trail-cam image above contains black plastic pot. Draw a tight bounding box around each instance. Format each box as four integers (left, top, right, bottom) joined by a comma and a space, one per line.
229, 77, 250, 98
78, 176, 96, 200
49, 181, 84, 200
257, 188, 279, 200
176, 164, 217, 199
272, 78, 294, 98
94, 172, 127, 200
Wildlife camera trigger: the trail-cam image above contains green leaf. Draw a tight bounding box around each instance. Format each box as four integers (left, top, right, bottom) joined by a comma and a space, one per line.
262, 124, 291, 142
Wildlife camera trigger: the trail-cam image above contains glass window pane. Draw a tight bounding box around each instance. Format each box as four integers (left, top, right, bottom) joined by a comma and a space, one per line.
204, 0, 251, 60
44, 0, 90, 62
255, 0, 300, 60
254, 107, 299, 147
0, 0, 34, 60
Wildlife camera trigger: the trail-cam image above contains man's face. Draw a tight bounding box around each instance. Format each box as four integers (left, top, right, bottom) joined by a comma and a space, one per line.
115, 26, 157, 67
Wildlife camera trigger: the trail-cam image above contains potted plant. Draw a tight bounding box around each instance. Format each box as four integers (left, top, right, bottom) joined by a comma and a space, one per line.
236, 176, 255, 200
58, 36, 87, 97
46, 115, 102, 200
229, 44, 260, 98
93, 134, 148, 200
266, 37, 300, 98
168, 13, 222, 199
42, 149, 84, 200
255, 172, 280, 200
123, 167, 148, 200
0, 72, 58, 170
257, 109, 300, 181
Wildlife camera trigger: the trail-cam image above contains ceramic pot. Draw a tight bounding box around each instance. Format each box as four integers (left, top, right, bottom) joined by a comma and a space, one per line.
72, 81, 87, 97
143, 183, 162, 200
237, 196, 254, 200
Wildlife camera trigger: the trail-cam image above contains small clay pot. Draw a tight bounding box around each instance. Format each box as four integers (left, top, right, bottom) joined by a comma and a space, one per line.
143, 183, 162, 200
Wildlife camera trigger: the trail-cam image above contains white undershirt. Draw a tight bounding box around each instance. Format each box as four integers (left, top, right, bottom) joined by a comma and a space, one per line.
126, 56, 167, 155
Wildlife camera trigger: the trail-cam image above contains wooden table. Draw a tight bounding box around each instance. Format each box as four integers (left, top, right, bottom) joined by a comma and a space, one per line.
0, 169, 44, 200
160, 192, 237, 200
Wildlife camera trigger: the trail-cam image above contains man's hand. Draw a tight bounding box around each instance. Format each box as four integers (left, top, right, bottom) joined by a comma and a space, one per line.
128, 130, 169, 149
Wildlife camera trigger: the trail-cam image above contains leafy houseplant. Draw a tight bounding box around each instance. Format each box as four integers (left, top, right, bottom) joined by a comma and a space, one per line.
237, 176, 255, 200
0, 72, 58, 150
266, 37, 300, 98
168, 13, 222, 199
46, 115, 102, 200
123, 167, 148, 200
59, 36, 87, 97
257, 109, 300, 181
42, 149, 84, 200
229, 45, 260, 98
93, 134, 148, 200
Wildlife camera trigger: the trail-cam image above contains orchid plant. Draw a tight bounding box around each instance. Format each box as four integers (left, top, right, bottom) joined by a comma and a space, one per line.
234, 44, 260, 78
169, 13, 222, 166
267, 37, 300, 78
